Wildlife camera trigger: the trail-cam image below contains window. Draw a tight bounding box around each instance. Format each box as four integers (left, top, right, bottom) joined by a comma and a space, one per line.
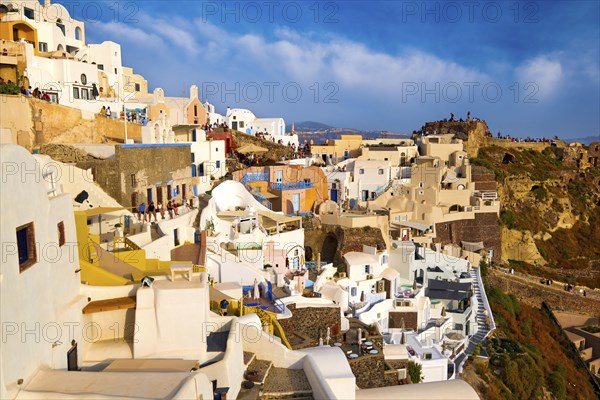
216, 160, 221, 169
57, 221, 65, 246
401, 215, 407, 222
80, 74, 87, 85
239, 121, 244, 128
364, 265, 370, 274
194, 105, 198, 117
418, 181, 423, 188
382, 255, 388, 265
423, 353, 432, 360
135, 83, 140, 91
114, 68, 118, 74
56, 23, 66, 36
75, 27, 82, 40
80, 88, 88, 100
16, 222, 36, 272
378, 169, 384, 175
38, 42, 48, 52
359, 169, 364, 174
24, 7, 35, 19
191, 153, 195, 162
72, 87, 80, 99
97, 64, 104, 70
130, 174, 137, 186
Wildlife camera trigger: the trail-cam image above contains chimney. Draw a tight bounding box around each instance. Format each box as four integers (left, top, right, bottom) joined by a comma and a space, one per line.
44, 0, 51, 7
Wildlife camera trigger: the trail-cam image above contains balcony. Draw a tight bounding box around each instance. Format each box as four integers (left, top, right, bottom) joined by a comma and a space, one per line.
241, 172, 269, 184
473, 191, 498, 200
269, 181, 314, 191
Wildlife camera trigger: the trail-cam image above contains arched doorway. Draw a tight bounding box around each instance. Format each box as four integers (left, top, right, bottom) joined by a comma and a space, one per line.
321, 233, 338, 263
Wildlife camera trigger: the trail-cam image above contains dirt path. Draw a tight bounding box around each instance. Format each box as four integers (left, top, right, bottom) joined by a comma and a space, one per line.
489, 269, 600, 315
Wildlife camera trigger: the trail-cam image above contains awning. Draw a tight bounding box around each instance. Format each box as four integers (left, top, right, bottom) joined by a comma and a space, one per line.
442, 169, 458, 183
380, 267, 400, 281
462, 241, 485, 252
398, 221, 431, 231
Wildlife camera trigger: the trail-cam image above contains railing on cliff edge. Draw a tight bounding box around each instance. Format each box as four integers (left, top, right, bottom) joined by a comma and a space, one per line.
373, 180, 394, 199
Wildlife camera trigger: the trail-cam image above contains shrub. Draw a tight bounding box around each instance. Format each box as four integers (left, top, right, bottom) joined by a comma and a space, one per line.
0, 82, 20, 95
407, 361, 423, 384
547, 366, 567, 400
499, 210, 516, 228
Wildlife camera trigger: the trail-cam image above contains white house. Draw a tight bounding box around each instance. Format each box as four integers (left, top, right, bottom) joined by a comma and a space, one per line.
0, 144, 84, 399
224, 106, 298, 147
348, 159, 392, 202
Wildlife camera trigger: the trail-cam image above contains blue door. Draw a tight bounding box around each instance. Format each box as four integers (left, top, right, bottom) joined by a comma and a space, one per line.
331, 189, 338, 202
292, 193, 300, 213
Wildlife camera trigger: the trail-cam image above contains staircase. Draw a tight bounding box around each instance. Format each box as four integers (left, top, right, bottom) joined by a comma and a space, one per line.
238, 352, 313, 400
454, 267, 495, 373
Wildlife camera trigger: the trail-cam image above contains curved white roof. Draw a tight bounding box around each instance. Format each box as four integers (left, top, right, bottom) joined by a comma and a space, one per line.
356, 378, 479, 399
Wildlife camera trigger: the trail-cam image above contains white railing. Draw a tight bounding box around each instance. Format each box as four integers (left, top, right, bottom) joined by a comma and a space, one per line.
474, 266, 496, 331
474, 191, 498, 200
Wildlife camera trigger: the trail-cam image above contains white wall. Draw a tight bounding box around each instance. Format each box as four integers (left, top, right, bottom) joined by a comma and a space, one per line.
0, 145, 84, 399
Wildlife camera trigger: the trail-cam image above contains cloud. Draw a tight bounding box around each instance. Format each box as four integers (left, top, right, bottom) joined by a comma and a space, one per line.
516, 56, 563, 98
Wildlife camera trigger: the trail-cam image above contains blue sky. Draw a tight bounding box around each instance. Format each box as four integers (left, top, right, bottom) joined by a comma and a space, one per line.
62, 1, 599, 138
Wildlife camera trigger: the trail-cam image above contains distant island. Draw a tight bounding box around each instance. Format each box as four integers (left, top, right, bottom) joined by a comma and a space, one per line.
288, 121, 411, 144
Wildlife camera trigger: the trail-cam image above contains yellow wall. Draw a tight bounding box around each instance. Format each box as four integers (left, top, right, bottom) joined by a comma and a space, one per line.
148, 102, 170, 122
185, 97, 207, 126
0, 20, 38, 55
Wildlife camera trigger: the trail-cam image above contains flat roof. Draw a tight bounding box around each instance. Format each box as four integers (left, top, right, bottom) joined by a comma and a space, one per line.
428, 280, 471, 292
258, 211, 301, 224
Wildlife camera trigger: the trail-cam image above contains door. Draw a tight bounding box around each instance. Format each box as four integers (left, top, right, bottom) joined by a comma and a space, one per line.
67, 341, 79, 371
293, 256, 299, 271
292, 193, 300, 213
131, 192, 138, 212
174, 228, 179, 246
147, 188, 153, 203
182, 184, 187, 200
232, 121, 238, 130
276, 170, 283, 183
330, 189, 338, 202
156, 186, 163, 205
344, 150, 349, 160
361, 190, 368, 201
167, 185, 172, 200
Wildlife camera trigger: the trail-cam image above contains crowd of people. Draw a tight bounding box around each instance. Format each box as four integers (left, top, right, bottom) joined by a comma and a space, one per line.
136, 199, 192, 223
99, 105, 147, 125
19, 85, 53, 101
493, 132, 558, 143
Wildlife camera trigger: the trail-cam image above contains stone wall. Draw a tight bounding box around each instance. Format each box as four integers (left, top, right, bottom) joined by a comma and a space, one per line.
0, 95, 143, 149
76, 144, 196, 207
349, 355, 388, 388
471, 166, 497, 191
434, 212, 501, 263
489, 270, 600, 315
389, 311, 418, 330
304, 223, 387, 266
278, 304, 341, 348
